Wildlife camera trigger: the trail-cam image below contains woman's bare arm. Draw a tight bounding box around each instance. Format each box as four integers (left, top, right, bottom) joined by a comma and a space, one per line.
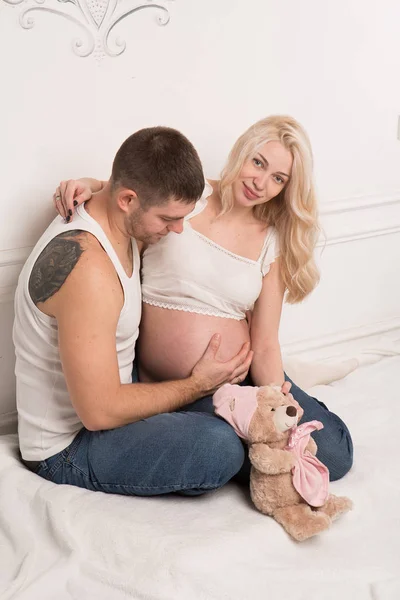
249, 259, 286, 386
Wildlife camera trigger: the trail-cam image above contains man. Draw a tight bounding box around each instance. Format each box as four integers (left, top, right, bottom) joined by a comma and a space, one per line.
14, 126, 252, 496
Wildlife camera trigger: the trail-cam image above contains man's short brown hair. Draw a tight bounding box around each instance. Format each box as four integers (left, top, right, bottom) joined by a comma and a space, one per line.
111, 126, 205, 209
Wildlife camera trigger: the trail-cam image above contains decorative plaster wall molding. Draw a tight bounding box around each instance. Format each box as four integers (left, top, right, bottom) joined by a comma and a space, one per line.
0, 247, 32, 269
0, 286, 16, 304
0, 411, 18, 435
2, 0, 172, 58
318, 192, 400, 247
0, 191, 399, 275
319, 191, 400, 215
319, 224, 400, 247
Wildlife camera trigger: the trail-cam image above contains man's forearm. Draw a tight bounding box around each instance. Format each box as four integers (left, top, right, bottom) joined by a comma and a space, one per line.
86, 375, 206, 431
250, 345, 285, 387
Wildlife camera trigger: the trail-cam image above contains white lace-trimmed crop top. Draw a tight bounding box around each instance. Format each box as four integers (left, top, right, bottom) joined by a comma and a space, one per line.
141, 182, 280, 321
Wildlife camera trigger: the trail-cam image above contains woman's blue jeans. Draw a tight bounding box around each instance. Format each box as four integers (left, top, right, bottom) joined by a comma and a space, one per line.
33, 371, 353, 496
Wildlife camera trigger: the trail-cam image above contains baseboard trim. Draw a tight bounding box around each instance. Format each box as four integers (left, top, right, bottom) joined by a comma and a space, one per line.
2, 319, 399, 427
282, 317, 400, 358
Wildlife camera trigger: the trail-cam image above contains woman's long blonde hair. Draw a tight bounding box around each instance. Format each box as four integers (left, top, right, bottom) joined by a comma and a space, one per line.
219, 115, 320, 304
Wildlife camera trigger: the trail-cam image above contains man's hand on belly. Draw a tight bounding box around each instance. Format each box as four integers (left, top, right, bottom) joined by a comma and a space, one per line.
190, 333, 253, 396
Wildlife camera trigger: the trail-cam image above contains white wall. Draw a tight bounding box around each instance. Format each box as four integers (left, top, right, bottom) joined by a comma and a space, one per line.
1, 0, 400, 427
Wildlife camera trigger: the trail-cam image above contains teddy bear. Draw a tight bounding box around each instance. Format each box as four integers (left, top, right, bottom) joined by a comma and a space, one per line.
213, 383, 353, 542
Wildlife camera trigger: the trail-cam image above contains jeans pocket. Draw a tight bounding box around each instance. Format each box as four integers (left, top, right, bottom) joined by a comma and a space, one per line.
34, 460, 47, 475
36, 451, 64, 480
64, 428, 85, 465
35, 431, 85, 483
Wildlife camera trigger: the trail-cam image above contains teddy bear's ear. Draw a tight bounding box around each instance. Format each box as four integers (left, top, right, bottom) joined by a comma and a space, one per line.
213, 384, 236, 410
214, 386, 259, 440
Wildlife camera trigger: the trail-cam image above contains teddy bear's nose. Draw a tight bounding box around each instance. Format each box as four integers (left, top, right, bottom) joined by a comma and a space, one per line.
286, 405, 297, 417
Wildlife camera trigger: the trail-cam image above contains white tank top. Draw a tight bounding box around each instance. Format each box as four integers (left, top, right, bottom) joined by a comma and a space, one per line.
142, 182, 280, 321
14, 204, 142, 461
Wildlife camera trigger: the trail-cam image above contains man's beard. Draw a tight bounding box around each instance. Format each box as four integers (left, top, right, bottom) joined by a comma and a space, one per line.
125, 207, 157, 243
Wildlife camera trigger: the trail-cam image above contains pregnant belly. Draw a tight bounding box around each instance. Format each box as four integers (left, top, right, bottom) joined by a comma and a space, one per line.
137, 304, 251, 382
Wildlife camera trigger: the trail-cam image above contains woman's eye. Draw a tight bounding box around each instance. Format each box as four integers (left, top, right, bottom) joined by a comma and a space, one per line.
274, 176, 284, 185
253, 158, 263, 168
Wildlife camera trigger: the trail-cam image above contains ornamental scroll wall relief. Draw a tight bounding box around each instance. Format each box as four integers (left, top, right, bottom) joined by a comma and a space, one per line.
2, 0, 172, 58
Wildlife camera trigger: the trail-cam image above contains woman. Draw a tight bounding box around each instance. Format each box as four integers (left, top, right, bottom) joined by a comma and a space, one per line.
55, 115, 353, 481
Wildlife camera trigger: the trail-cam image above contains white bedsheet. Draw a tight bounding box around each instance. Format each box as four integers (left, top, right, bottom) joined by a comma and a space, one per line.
1, 355, 400, 600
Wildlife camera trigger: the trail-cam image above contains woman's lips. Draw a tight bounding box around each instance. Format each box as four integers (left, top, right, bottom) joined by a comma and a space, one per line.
243, 182, 260, 200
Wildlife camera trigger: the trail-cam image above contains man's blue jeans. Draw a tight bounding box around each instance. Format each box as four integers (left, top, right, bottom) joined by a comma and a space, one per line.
32, 373, 353, 495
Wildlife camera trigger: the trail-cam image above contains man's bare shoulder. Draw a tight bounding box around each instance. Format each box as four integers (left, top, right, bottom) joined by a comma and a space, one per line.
29, 230, 121, 312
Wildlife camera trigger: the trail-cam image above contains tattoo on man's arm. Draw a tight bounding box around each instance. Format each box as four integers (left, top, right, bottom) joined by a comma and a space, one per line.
29, 230, 85, 305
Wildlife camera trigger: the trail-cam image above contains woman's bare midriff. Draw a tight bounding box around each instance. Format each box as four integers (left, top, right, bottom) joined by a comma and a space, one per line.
137, 304, 251, 382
